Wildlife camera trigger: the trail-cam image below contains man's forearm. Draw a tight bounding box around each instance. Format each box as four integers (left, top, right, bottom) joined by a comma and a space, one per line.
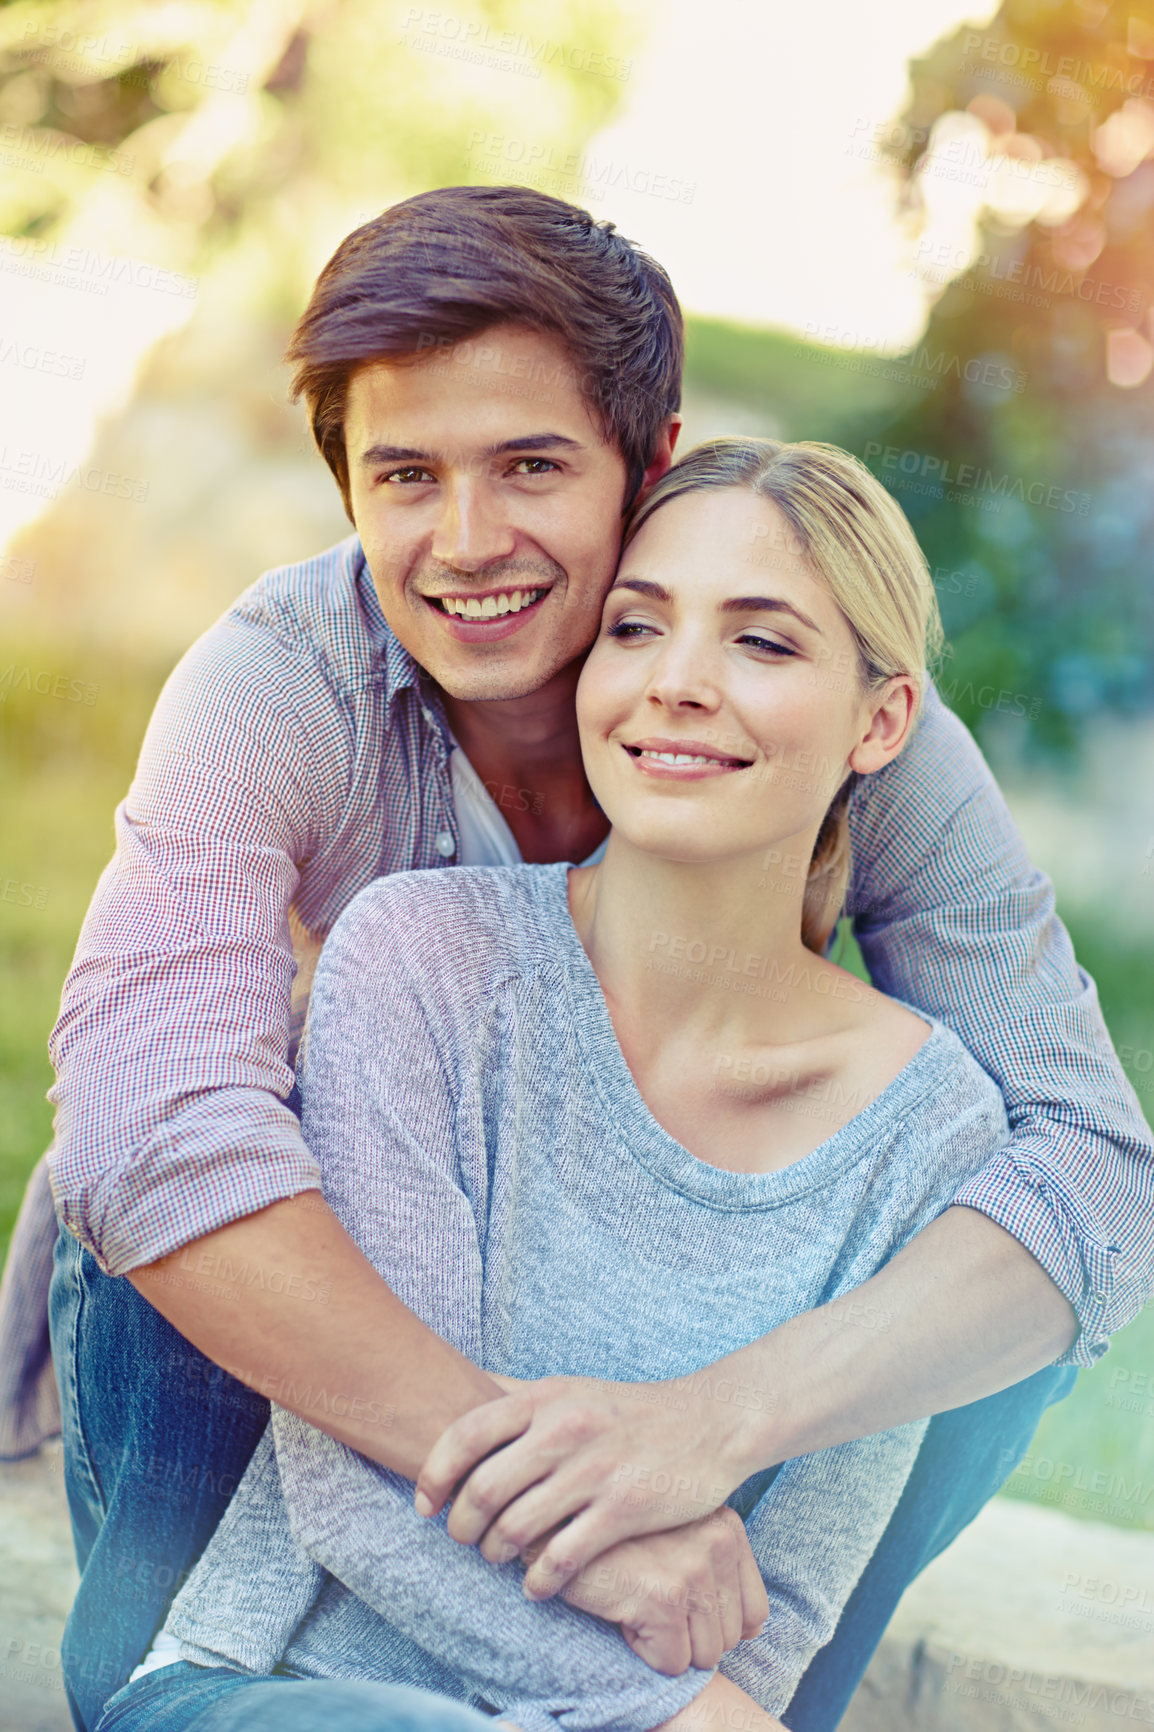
723, 1205, 1078, 1468
128, 1190, 502, 1476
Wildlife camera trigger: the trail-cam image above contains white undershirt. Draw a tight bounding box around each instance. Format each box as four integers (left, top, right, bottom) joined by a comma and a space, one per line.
450, 738, 608, 869
130, 744, 606, 1685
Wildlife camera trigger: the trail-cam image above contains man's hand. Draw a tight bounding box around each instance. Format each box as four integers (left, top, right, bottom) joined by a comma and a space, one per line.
415, 1372, 762, 1599
556, 1507, 769, 1675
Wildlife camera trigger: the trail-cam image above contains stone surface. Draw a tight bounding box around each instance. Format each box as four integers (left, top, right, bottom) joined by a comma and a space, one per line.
843, 1497, 1154, 1731
0, 1444, 76, 1731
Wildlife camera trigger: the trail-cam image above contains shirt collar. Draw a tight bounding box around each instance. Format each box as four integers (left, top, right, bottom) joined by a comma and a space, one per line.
350, 537, 453, 750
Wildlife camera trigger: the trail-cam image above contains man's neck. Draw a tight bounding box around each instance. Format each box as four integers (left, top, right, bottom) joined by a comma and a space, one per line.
438, 663, 609, 865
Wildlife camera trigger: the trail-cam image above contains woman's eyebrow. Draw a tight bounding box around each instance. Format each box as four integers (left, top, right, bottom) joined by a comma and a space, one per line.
609, 576, 821, 634
720, 594, 822, 633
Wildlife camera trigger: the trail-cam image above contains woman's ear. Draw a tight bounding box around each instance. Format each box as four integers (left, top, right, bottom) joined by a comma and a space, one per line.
848, 676, 919, 776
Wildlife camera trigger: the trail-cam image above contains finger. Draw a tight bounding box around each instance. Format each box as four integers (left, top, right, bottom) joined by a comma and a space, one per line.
622, 1616, 691, 1678
686, 1583, 725, 1673
715, 1549, 745, 1653
478, 1472, 599, 1563
522, 1503, 638, 1599
415, 1397, 533, 1517
734, 1535, 770, 1640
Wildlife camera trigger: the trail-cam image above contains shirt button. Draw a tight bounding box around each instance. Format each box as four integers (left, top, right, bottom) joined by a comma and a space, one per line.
434, 831, 455, 857
420, 706, 434, 725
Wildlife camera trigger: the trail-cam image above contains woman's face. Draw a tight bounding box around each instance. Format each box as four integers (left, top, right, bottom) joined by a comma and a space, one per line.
576, 485, 911, 869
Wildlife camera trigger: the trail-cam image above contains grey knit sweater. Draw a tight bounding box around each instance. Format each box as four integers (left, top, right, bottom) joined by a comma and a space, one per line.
165, 863, 1010, 1732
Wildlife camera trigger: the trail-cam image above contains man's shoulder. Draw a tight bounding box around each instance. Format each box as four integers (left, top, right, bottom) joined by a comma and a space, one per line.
218, 533, 408, 698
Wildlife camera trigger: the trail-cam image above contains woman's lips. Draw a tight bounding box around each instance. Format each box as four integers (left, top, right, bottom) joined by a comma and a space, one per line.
621, 741, 754, 779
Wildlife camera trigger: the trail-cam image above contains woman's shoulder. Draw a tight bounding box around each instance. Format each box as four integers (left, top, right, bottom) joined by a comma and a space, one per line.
874, 1001, 1010, 1149
321, 862, 570, 1000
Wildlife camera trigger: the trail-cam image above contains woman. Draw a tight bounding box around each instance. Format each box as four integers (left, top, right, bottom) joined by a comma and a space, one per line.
95, 438, 1008, 1732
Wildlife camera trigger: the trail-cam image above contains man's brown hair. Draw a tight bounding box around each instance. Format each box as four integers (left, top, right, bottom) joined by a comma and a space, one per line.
285, 184, 683, 521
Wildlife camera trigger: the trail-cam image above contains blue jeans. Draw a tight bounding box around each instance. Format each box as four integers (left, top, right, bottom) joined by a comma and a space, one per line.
51, 1225, 1077, 1732
94, 1662, 496, 1732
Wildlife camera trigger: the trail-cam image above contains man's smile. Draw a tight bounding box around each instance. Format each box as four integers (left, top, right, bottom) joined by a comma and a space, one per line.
419, 583, 554, 641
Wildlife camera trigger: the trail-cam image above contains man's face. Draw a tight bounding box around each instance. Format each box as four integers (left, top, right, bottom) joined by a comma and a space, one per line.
346, 323, 660, 702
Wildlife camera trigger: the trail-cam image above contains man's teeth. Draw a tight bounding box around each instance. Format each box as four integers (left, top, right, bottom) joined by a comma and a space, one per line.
439, 588, 544, 619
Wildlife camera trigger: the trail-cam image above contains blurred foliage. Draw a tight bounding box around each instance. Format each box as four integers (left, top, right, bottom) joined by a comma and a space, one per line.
0, 0, 649, 315
879, 0, 1154, 754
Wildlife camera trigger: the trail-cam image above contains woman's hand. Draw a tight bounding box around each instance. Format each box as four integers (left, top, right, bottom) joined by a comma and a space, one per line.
414, 1372, 765, 1598
553, 1507, 769, 1674
655, 1670, 788, 1732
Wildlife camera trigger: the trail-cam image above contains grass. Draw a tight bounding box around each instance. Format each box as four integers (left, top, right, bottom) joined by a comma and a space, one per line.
2, 644, 1152, 1532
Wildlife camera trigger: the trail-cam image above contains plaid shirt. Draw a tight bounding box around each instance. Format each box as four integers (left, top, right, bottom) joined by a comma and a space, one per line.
46, 534, 1154, 1367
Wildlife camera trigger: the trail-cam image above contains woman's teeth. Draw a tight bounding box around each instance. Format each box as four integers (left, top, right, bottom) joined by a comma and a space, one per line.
438, 588, 545, 619
637, 749, 734, 766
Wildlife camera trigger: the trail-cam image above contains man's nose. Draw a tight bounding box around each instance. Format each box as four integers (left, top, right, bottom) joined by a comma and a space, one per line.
430, 476, 517, 571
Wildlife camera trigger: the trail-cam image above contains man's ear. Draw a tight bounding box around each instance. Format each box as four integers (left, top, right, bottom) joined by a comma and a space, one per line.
848, 676, 918, 776
632, 416, 682, 506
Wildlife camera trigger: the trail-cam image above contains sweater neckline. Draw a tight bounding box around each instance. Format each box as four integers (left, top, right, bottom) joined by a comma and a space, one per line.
535, 860, 955, 1210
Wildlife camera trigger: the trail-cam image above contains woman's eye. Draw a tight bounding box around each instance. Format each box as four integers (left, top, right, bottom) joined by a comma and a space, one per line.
737, 633, 796, 657
605, 618, 656, 640
382, 466, 434, 485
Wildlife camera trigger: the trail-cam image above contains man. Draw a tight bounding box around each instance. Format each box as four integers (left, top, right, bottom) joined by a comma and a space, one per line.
2, 184, 1150, 1731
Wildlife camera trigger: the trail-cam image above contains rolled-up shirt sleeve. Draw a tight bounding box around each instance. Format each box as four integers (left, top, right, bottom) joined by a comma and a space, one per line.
847, 683, 1154, 1366
46, 618, 343, 1275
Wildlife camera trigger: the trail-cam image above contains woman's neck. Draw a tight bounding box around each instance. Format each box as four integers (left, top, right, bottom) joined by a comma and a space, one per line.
567, 830, 840, 1064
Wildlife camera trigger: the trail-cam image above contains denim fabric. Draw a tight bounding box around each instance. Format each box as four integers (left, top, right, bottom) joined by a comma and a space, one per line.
93, 1661, 496, 1732
785, 1362, 1078, 1732
50, 1229, 268, 1730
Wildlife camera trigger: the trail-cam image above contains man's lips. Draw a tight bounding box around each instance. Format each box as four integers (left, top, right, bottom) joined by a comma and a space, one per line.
621, 737, 755, 778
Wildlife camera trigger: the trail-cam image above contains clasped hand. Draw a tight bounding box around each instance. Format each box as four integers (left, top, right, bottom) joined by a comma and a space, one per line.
414, 1372, 769, 1674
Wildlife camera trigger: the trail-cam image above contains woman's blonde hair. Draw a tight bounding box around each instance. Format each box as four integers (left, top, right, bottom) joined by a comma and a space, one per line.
623, 437, 944, 955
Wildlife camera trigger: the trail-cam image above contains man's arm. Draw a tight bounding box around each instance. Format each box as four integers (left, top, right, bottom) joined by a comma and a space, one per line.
47, 609, 501, 1467
845, 681, 1152, 1367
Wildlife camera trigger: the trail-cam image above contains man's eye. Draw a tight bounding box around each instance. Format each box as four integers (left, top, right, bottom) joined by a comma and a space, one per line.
511, 457, 559, 475
737, 633, 796, 657
382, 466, 434, 485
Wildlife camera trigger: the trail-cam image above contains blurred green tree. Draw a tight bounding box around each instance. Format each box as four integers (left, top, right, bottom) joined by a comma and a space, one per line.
874, 0, 1154, 753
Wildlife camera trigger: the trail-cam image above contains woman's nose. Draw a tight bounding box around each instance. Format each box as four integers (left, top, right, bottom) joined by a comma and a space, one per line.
643, 635, 722, 710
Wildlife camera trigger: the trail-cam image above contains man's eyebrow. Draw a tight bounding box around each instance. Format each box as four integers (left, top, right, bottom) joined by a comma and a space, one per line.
358, 433, 584, 468
608, 576, 822, 634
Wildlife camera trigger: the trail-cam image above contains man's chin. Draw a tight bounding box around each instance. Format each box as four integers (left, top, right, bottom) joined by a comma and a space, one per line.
427, 654, 567, 706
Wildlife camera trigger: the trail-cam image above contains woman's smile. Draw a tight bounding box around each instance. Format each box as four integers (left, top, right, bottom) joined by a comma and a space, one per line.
621, 735, 755, 779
